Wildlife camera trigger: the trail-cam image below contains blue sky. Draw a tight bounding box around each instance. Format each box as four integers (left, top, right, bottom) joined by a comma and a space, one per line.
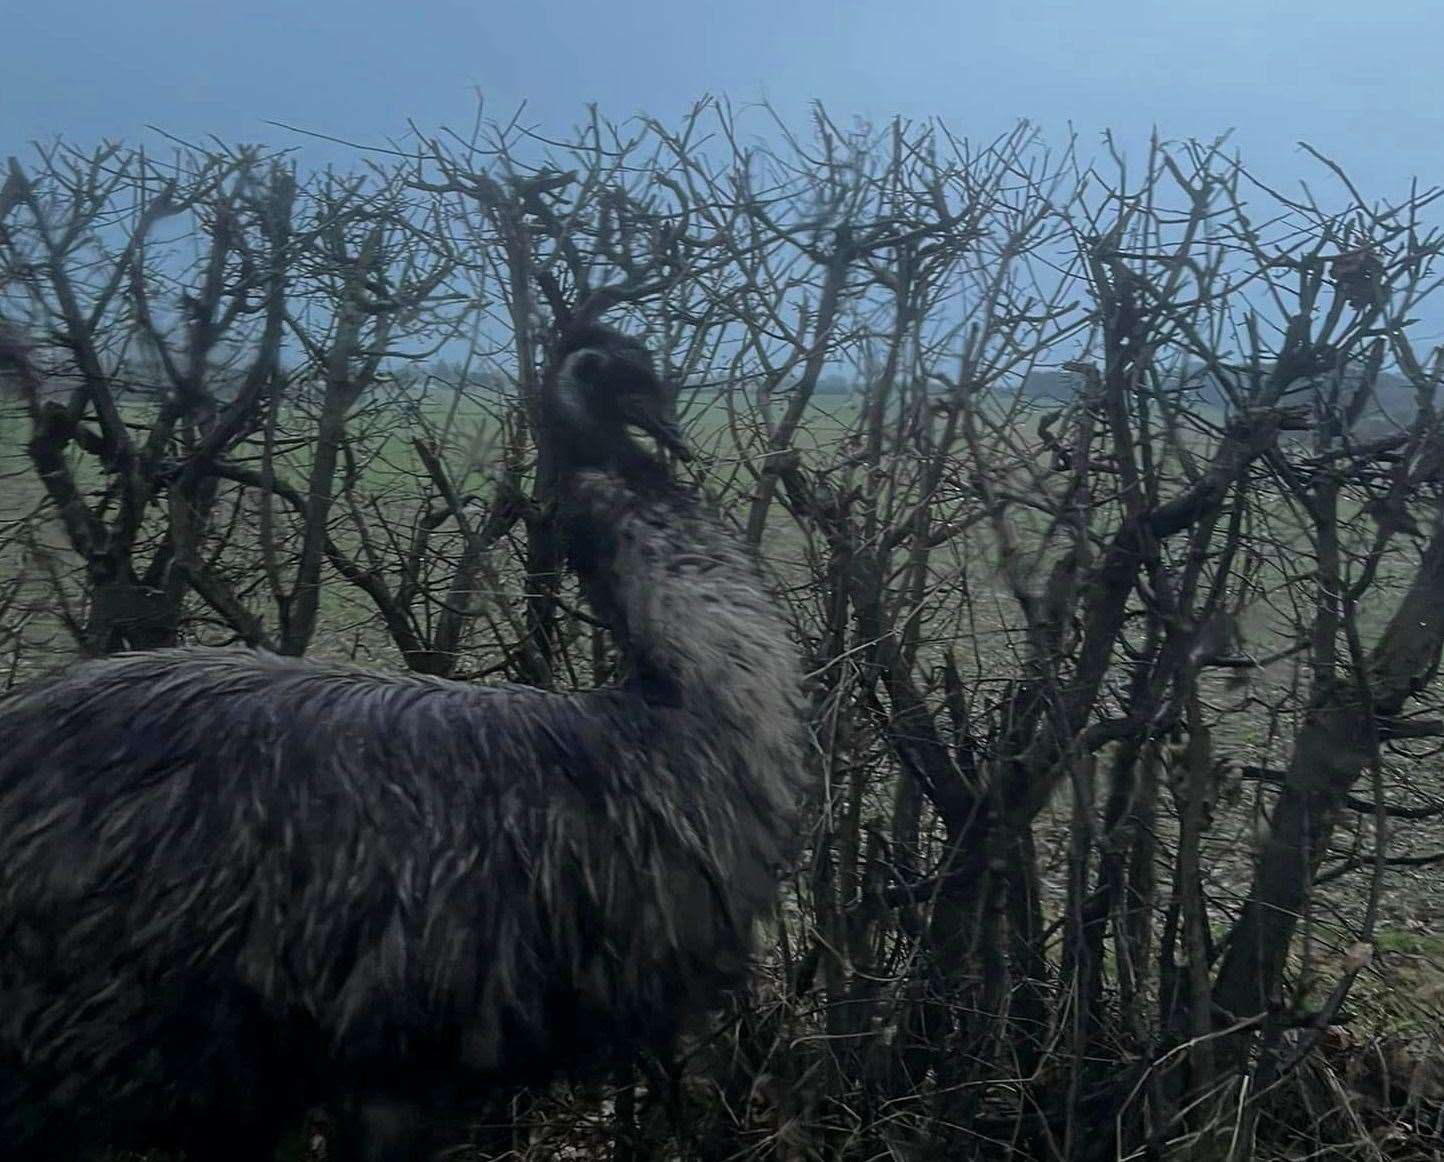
5, 0, 1441, 199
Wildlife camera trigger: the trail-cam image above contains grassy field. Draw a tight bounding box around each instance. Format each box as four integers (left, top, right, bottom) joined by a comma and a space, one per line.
2, 384, 1441, 1052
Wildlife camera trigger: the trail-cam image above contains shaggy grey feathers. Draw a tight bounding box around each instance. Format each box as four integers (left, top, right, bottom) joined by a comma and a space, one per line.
0, 352, 807, 1158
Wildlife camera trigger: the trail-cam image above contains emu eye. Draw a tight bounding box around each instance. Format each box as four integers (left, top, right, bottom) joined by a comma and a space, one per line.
570, 349, 609, 380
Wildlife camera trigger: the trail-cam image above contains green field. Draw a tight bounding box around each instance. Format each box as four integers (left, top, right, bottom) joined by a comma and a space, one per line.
3, 381, 1441, 1048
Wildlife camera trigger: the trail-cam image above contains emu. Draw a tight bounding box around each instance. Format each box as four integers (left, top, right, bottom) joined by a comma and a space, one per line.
0, 325, 808, 1160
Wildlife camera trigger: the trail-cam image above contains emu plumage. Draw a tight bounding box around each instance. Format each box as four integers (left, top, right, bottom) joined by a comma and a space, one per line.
0, 333, 808, 1158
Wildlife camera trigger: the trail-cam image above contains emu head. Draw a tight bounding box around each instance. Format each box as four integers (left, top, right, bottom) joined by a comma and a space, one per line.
545, 324, 692, 475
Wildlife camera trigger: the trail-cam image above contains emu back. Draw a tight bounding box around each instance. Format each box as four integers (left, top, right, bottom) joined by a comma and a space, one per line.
0, 466, 807, 1158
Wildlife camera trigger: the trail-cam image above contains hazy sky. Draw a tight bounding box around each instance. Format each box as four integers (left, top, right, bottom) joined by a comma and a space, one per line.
5, 0, 1442, 198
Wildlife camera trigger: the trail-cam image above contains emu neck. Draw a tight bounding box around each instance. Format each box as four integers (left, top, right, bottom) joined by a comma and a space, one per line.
563, 470, 802, 744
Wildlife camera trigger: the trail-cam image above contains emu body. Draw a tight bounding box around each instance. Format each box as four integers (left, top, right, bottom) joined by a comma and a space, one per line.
0, 331, 808, 1159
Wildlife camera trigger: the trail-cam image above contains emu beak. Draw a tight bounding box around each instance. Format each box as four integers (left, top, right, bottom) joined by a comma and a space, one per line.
645, 417, 694, 461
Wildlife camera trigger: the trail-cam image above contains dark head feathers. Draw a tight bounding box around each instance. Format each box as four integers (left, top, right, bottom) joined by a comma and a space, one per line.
557, 322, 653, 363
545, 324, 692, 477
